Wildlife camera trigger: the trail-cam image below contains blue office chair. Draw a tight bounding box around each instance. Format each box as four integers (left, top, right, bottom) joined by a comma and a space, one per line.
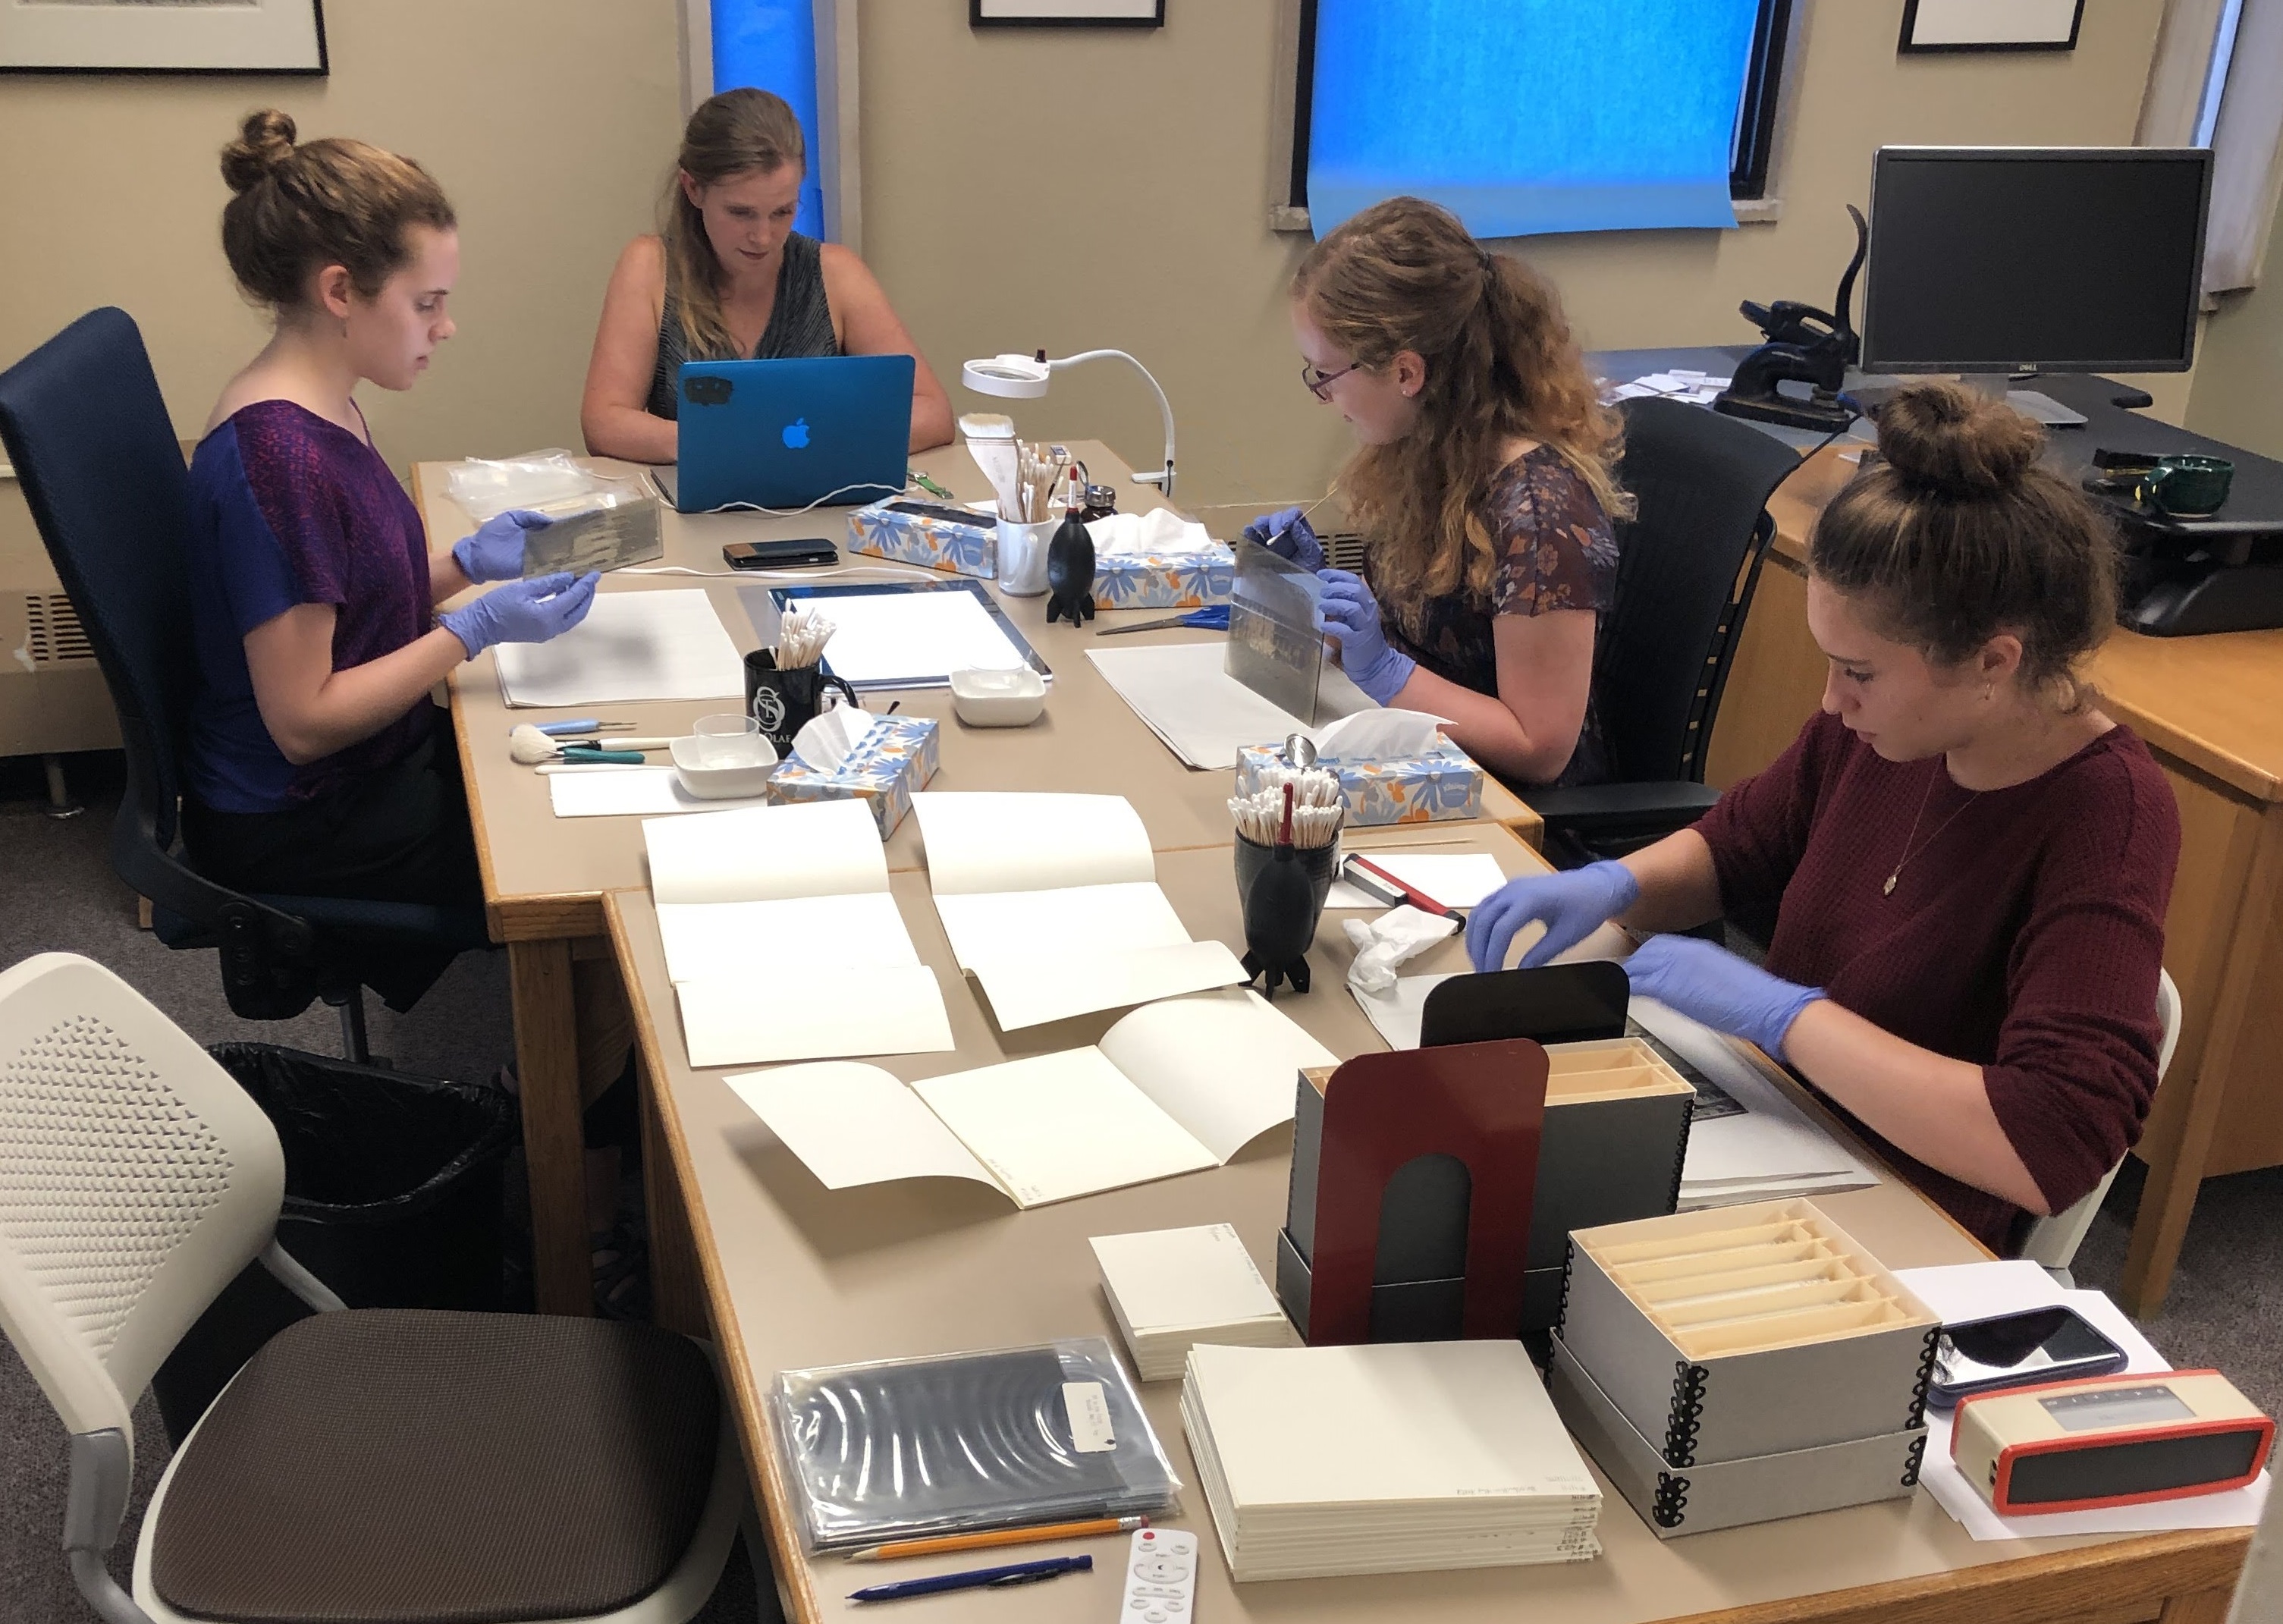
1525, 396, 1811, 865
0, 307, 487, 1058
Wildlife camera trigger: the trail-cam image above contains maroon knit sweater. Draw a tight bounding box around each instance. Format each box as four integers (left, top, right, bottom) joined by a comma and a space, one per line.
1694, 711, 2179, 1252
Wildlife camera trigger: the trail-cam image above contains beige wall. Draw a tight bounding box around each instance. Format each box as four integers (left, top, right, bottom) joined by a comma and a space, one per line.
2187, 198, 2283, 458
2, 0, 2172, 506
0, 0, 683, 473
859, 0, 2170, 509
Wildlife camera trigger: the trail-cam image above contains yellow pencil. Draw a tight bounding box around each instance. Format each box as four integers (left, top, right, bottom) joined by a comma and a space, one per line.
843, 1515, 1149, 1563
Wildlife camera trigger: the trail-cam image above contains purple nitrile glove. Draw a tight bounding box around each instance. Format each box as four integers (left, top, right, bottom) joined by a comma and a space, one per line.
451, 508, 554, 584
1465, 859, 1639, 972
439, 570, 599, 658
1314, 567, 1416, 705
1242, 506, 1326, 571
1622, 934, 1827, 1063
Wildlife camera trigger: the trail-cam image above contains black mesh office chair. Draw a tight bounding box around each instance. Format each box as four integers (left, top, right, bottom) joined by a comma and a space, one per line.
1527, 396, 1812, 866
0, 307, 487, 1057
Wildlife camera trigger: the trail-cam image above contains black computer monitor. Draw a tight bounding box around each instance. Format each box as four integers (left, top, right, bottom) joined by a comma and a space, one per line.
1859, 147, 2212, 378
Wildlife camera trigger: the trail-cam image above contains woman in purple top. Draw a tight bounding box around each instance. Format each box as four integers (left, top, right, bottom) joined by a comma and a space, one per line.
182, 110, 598, 1007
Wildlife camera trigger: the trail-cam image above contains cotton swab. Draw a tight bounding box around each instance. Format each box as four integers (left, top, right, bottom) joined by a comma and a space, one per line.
776, 606, 835, 669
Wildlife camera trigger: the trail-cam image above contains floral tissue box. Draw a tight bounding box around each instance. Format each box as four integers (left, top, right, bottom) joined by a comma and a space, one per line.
1234, 737, 1485, 826
1090, 542, 1236, 610
846, 499, 997, 579
765, 715, 941, 837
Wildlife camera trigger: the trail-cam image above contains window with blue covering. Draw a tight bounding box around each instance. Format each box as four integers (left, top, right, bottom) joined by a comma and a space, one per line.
710, 0, 827, 238
1292, 0, 1795, 240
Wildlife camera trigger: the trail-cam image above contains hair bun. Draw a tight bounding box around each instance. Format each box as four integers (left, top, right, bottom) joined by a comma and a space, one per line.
1874, 379, 2043, 498
220, 108, 298, 196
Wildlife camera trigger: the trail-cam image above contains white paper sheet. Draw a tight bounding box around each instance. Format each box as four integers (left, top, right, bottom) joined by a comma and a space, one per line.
1894, 1262, 2270, 1540
1324, 853, 1509, 911
912, 792, 1156, 895
548, 766, 769, 818
676, 966, 954, 1069
931, 880, 1191, 971
911, 1048, 1220, 1206
494, 589, 746, 707
726, 1061, 994, 1191
1091, 1223, 1288, 1333
655, 892, 916, 985
1098, 988, 1335, 1161
967, 939, 1248, 1031
790, 589, 1035, 686
643, 799, 887, 904
1087, 640, 1374, 771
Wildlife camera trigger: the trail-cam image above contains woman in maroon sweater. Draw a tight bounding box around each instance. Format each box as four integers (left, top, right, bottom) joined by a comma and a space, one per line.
1468, 382, 2179, 1252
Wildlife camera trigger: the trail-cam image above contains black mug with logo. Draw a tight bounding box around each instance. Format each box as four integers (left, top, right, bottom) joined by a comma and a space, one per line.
743, 649, 859, 756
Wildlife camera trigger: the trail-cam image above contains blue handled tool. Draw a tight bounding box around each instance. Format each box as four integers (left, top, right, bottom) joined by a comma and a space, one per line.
1093, 605, 1230, 636
532, 718, 636, 737
848, 1553, 1091, 1603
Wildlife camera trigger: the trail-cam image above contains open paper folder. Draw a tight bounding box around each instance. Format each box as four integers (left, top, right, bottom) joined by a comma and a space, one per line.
642, 799, 954, 1069
727, 989, 1336, 1207
910, 791, 1248, 1028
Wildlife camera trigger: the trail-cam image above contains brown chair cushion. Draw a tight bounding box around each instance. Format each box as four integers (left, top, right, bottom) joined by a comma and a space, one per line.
149, 1309, 719, 1624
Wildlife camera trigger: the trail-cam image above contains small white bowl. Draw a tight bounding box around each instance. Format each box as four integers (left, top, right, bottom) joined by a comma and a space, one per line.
670, 732, 779, 799
949, 665, 1047, 727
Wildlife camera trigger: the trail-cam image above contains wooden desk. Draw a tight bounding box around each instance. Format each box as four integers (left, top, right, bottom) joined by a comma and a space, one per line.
411, 444, 1540, 1315
607, 830, 2246, 1624
1708, 443, 2283, 1317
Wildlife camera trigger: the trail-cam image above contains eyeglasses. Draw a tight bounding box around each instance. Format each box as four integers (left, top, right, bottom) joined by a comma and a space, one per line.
1300, 360, 1362, 402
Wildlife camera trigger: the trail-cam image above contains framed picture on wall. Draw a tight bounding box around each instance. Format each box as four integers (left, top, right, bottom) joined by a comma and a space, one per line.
1898, 0, 2080, 54
971, 0, 1164, 27
1, 0, 326, 75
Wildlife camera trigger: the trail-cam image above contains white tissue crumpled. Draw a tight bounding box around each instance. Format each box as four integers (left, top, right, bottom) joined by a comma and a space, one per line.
1344, 904, 1460, 994
1085, 507, 1217, 558
790, 705, 878, 774
1309, 708, 1449, 760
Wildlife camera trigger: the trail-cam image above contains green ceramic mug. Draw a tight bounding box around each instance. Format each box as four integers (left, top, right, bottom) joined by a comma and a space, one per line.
2137, 454, 2234, 517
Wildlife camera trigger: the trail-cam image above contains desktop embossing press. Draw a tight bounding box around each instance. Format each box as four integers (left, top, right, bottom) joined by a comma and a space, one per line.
1952, 1370, 2274, 1516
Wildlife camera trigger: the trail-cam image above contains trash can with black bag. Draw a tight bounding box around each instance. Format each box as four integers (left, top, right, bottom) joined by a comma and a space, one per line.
151, 1043, 520, 1444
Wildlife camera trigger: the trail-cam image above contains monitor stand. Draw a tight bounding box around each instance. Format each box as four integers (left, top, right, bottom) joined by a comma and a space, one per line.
1961, 372, 2090, 429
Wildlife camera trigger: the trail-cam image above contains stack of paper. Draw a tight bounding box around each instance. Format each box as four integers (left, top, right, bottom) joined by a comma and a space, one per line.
494, 588, 745, 707
1604, 369, 1731, 405
1087, 641, 1374, 770
728, 988, 1335, 1207
1090, 1223, 1299, 1380
912, 791, 1248, 1028
1181, 1340, 1602, 1580
644, 799, 953, 1068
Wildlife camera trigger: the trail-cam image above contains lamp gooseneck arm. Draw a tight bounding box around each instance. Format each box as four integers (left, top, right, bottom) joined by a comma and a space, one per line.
1047, 349, 1176, 498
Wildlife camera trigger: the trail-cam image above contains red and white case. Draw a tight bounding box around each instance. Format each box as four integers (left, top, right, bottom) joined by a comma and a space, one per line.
1951, 1368, 2272, 1516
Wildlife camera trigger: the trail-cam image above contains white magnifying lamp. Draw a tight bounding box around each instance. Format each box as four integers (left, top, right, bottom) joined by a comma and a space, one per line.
959, 350, 1177, 501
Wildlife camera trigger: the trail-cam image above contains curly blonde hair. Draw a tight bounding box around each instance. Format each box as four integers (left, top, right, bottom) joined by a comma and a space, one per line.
1294, 197, 1627, 606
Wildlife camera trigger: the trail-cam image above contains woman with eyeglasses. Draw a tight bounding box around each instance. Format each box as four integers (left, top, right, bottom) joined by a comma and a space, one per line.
1245, 196, 1625, 785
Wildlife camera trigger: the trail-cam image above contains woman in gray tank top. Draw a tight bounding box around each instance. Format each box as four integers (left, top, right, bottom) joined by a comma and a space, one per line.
582, 88, 953, 464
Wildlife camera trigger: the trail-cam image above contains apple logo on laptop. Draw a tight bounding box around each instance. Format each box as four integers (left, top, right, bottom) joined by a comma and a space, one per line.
782, 418, 811, 451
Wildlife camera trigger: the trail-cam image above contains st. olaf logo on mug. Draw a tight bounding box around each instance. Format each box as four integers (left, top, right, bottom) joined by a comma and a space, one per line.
750, 686, 789, 733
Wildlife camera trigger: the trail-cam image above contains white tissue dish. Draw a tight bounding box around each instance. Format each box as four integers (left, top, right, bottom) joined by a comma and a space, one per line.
670, 732, 779, 799
949, 666, 1046, 727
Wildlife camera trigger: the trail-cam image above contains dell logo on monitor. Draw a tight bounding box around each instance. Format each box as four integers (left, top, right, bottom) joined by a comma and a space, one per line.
782, 418, 811, 450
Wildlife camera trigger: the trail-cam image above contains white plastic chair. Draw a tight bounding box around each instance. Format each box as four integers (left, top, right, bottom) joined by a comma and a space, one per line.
0, 953, 754, 1624
2018, 966, 2182, 1285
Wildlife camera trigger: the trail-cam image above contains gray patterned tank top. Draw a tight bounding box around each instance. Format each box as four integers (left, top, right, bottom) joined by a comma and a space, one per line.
646, 231, 840, 419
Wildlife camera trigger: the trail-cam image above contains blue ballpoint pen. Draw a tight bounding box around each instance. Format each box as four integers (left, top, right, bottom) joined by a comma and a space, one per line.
847, 1553, 1091, 1604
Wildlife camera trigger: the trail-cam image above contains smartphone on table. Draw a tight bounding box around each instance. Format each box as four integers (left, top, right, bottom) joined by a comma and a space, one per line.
1928, 1305, 2130, 1412
724, 538, 837, 570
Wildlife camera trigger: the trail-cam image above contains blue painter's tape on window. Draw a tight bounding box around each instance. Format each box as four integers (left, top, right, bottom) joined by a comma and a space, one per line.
711, 0, 826, 240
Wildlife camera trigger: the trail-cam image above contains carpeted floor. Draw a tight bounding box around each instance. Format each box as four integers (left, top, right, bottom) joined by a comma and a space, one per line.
2, 750, 2276, 1622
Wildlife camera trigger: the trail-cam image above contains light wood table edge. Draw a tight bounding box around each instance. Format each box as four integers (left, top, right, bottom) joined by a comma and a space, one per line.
605, 891, 819, 1624
599, 881, 2247, 1624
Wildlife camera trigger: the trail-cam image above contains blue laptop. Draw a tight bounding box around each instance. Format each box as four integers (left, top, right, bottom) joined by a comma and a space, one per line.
670, 353, 913, 514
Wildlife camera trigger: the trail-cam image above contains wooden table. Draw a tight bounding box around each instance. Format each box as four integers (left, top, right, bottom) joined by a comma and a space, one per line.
607, 824, 2247, 1624
1707, 443, 2283, 1317
411, 443, 1541, 1314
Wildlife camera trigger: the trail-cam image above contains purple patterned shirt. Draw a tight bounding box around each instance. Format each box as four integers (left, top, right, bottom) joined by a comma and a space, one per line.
184, 401, 435, 812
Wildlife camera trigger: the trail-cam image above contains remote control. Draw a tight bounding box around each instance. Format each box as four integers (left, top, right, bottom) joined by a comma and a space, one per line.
1120, 1525, 1198, 1620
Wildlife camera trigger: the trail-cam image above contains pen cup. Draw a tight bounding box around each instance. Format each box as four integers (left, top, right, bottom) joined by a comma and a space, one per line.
2137, 454, 2234, 517
1234, 834, 1340, 999
995, 518, 1054, 596
745, 648, 859, 757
